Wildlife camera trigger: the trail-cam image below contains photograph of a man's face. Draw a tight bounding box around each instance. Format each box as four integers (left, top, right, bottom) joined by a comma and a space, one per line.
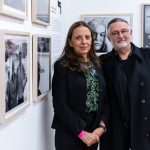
88, 19, 107, 53
82, 14, 132, 53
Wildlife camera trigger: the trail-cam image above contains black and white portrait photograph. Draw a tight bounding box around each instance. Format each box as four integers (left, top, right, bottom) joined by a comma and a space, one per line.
33, 35, 51, 101
5, 35, 28, 112
82, 14, 132, 53
32, 0, 50, 25
38, 37, 50, 52
142, 4, 150, 48
0, 31, 30, 123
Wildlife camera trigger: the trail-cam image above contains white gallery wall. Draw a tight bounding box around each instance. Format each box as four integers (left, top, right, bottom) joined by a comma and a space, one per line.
0, 0, 149, 150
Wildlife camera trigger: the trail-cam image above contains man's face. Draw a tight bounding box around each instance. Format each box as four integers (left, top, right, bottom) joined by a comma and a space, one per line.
108, 21, 132, 51
93, 24, 106, 50
39, 41, 45, 49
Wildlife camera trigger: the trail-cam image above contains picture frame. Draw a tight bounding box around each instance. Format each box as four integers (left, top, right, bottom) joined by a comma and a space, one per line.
142, 4, 150, 48
81, 14, 133, 54
32, 34, 51, 101
0, 0, 28, 20
32, 0, 50, 26
0, 30, 31, 123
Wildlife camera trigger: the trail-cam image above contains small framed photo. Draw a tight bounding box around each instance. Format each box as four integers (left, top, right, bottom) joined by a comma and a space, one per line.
0, 0, 28, 20
142, 4, 150, 48
32, 35, 51, 101
0, 30, 31, 123
32, 0, 50, 26
81, 14, 132, 54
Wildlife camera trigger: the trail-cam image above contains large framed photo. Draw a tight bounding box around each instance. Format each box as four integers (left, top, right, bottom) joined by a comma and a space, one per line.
32, 35, 51, 101
0, 30, 30, 123
81, 14, 132, 54
0, 0, 28, 20
32, 0, 50, 26
142, 4, 150, 48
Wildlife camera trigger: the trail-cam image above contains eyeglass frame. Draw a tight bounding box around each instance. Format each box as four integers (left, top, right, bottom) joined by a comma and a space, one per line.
108, 29, 131, 39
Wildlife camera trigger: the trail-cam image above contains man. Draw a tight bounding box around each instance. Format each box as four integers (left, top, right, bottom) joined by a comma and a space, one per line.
88, 19, 107, 52
16, 51, 27, 105
6, 62, 18, 111
10, 61, 18, 108
6, 71, 11, 111
100, 18, 150, 150
38, 38, 47, 52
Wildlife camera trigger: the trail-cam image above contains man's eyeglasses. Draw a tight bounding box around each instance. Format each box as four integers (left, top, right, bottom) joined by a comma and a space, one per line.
109, 29, 130, 38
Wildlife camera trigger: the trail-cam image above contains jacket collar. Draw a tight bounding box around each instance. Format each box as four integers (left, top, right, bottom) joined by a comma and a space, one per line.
103, 42, 143, 62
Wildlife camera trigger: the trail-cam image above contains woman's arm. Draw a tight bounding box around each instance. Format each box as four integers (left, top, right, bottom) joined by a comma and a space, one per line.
52, 61, 86, 135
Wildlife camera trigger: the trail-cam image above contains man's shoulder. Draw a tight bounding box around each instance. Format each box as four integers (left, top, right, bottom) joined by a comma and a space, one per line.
99, 51, 113, 62
142, 48, 150, 53
139, 47, 150, 57
142, 48, 150, 61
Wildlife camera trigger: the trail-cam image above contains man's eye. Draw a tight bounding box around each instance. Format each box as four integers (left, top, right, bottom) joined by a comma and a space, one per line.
112, 32, 118, 36
121, 30, 128, 34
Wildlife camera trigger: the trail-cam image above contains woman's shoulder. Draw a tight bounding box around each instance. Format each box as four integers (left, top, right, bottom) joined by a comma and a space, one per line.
54, 59, 65, 70
54, 59, 64, 67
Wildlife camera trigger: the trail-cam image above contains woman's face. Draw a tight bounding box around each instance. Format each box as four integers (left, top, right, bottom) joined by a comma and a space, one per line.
69, 26, 92, 59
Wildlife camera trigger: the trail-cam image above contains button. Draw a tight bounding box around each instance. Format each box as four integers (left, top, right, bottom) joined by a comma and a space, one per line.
100, 88, 103, 92
144, 116, 148, 120
142, 99, 146, 103
145, 133, 149, 137
123, 120, 129, 128
141, 81, 144, 86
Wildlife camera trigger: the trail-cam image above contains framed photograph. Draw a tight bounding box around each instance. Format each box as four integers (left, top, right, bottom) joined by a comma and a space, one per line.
142, 4, 150, 48
32, 35, 51, 101
0, 30, 30, 123
0, 0, 28, 20
32, 0, 50, 26
81, 14, 132, 54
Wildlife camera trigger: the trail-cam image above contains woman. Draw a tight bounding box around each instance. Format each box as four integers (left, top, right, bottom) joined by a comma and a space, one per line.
51, 21, 109, 150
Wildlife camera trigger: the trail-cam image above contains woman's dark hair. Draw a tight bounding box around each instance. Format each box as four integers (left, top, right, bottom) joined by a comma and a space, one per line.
59, 21, 100, 72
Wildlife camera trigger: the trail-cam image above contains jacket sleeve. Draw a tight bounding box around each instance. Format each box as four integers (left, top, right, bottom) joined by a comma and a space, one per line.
100, 81, 110, 127
98, 56, 111, 127
52, 61, 86, 135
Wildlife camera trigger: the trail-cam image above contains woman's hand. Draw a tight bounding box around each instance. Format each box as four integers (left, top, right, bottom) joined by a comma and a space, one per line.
93, 127, 105, 139
80, 131, 99, 146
